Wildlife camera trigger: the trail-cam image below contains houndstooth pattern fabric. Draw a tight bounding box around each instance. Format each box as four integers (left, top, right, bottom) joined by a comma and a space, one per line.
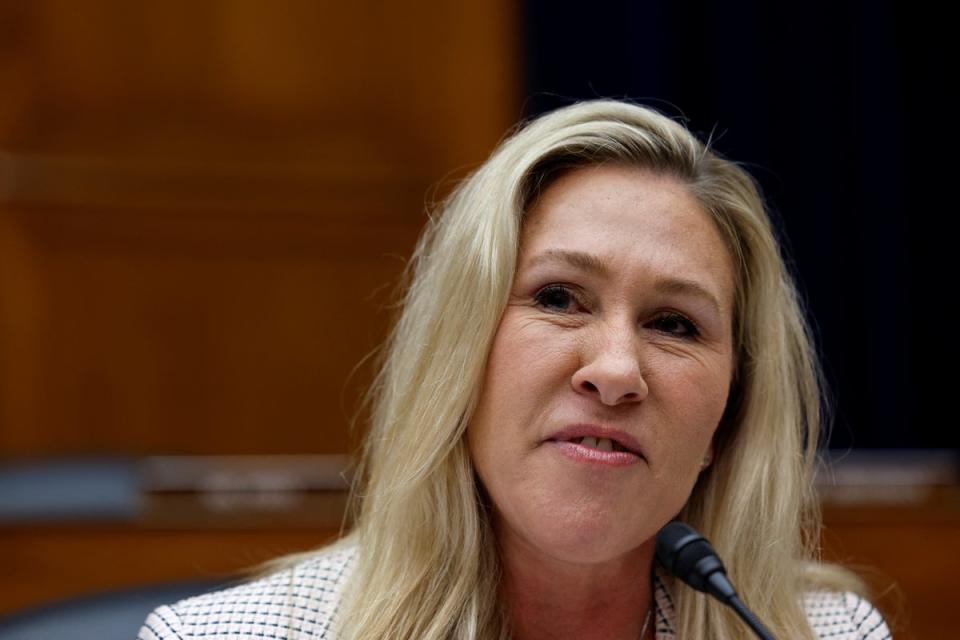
800, 591, 893, 639
137, 545, 354, 640
137, 543, 891, 639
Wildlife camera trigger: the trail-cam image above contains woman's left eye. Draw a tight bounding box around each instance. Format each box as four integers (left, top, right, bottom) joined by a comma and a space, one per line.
650, 313, 700, 338
533, 285, 580, 313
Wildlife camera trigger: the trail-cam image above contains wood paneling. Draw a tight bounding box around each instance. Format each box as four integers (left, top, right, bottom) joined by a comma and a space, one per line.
0, 486, 350, 615
2, 494, 956, 639
1, 525, 340, 616
2, 1, 519, 164
0, 1, 520, 455
821, 493, 960, 640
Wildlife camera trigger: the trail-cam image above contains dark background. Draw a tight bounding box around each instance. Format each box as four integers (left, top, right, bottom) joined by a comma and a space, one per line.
523, 0, 956, 449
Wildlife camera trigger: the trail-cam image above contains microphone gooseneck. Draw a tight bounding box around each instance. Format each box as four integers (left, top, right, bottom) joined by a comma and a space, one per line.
655, 521, 776, 640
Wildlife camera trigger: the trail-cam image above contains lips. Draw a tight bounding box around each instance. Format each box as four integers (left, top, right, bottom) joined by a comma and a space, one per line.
547, 424, 645, 458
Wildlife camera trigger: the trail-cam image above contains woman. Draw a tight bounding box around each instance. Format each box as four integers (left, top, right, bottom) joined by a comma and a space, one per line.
139, 100, 891, 639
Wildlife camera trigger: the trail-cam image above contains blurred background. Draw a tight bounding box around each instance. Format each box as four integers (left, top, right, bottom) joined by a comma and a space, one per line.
0, 1, 955, 638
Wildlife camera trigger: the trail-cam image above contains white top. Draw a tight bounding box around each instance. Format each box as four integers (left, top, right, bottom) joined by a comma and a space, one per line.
137, 544, 892, 639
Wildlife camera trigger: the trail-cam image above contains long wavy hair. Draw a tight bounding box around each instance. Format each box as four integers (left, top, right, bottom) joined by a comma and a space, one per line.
333, 100, 863, 640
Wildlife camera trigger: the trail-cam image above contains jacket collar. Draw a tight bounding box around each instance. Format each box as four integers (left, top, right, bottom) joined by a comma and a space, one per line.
653, 566, 677, 639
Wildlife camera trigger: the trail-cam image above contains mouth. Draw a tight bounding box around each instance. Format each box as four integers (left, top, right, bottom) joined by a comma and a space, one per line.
546, 425, 645, 465
562, 435, 636, 454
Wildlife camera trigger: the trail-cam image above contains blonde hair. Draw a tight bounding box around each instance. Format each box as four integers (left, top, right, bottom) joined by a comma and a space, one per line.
336, 100, 863, 639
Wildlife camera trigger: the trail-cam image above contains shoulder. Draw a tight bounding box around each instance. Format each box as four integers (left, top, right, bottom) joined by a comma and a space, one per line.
137, 542, 358, 640
649, 569, 892, 640
803, 590, 893, 640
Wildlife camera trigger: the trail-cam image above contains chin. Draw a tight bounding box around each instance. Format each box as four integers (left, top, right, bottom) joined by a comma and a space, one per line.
513, 505, 654, 566
541, 530, 652, 567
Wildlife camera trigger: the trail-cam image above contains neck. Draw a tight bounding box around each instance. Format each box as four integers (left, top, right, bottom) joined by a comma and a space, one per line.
498, 530, 656, 640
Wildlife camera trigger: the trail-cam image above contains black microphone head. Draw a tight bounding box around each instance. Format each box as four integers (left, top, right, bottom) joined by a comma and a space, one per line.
656, 522, 769, 637
655, 521, 728, 595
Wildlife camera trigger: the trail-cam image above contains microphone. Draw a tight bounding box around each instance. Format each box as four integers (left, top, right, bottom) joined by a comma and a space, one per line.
655, 521, 776, 640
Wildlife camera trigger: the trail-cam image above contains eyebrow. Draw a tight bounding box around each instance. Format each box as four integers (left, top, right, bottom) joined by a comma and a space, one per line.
527, 249, 612, 277
525, 249, 724, 315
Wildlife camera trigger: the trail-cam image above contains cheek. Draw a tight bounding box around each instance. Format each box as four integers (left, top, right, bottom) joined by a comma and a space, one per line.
466, 321, 532, 485
651, 357, 731, 465
627, 366, 727, 533
478, 318, 578, 418
467, 317, 579, 502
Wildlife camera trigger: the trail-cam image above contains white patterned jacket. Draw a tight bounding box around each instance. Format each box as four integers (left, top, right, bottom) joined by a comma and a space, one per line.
137, 544, 892, 640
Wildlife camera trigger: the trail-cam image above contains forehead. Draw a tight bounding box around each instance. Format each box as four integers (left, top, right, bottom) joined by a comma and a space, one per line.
520, 164, 735, 313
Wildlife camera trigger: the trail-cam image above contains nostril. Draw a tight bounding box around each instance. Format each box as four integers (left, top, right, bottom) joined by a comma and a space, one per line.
582, 381, 598, 392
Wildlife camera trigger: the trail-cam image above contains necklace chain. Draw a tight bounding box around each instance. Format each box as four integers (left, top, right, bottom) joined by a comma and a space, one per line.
637, 605, 653, 640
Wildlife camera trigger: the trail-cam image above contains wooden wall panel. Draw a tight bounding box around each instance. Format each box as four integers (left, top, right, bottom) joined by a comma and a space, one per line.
2, 1, 518, 166
0, 208, 416, 454
0, 1, 520, 455
1, 526, 341, 616
822, 497, 960, 640
2, 495, 956, 639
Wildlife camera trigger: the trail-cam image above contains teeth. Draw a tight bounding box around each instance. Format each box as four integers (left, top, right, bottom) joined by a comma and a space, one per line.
576, 436, 618, 452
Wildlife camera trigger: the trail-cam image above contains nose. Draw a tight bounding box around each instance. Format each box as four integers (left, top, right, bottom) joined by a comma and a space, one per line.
571, 320, 648, 406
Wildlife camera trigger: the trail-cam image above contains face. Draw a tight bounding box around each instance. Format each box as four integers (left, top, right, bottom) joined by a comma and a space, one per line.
467, 164, 736, 568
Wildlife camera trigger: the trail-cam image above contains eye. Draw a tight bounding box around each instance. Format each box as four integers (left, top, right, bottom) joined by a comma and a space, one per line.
650, 312, 700, 338
533, 285, 582, 313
